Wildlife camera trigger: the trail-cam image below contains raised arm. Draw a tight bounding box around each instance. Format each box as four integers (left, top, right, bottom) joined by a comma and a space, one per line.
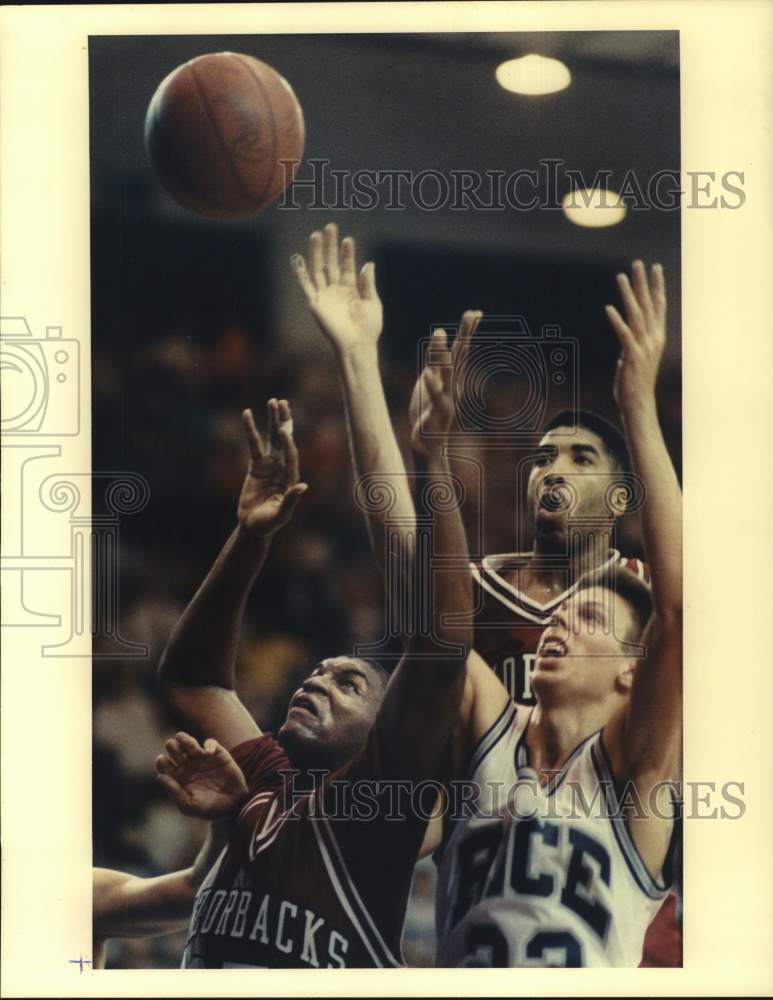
604, 261, 682, 869
157, 401, 307, 749
367, 329, 474, 779
291, 224, 413, 574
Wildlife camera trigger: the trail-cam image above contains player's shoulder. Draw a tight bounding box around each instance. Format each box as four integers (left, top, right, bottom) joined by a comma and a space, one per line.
230, 732, 292, 795
470, 551, 533, 575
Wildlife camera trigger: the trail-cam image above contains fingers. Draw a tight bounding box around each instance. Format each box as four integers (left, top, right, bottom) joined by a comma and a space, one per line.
340, 235, 357, 287
604, 304, 635, 351
267, 398, 282, 456
323, 222, 340, 285
428, 328, 451, 393
297, 226, 362, 293
175, 731, 204, 757
422, 365, 445, 401
278, 482, 309, 524
651, 262, 667, 321
156, 769, 185, 801
308, 230, 326, 289
242, 409, 265, 462
616, 271, 646, 335
290, 253, 318, 307
164, 736, 189, 768
155, 753, 179, 778
357, 261, 377, 300
451, 309, 483, 380
631, 259, 654, 325
279, 402, 300, 483
618, 259, 667, 337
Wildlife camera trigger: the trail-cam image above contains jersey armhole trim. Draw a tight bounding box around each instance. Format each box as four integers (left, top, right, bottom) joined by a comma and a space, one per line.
591, 734, 671, 901
466, 699, 518, 780
311, 805, 403, 968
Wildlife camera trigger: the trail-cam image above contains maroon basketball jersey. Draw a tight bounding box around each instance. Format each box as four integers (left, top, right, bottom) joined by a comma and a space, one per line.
471, 549, 649, 705
182, 731, 430, 969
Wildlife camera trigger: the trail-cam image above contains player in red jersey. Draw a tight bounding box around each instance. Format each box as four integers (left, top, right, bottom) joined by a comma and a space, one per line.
432, 390, 648, 708
469, 404, 648, 706
93, 733, 248, 968
157, 228, 475, 968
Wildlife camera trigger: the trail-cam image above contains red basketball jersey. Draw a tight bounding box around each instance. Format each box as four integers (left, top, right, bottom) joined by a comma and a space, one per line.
182, 731, 430, 969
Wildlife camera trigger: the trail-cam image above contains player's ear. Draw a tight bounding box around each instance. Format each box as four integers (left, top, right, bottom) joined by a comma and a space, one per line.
614, 659, 637, 694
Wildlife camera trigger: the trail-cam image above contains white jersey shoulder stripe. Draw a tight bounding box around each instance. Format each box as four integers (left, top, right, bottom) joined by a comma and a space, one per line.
312, 807, 403, 967
590, 736, 670, 900
471, 562, 549, 624
467, 699, 519, 780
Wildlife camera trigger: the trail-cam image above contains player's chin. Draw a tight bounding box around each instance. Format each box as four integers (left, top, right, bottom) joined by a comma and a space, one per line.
279, 711, 320, 743
534, 509, 568, 545
534, 653, 565, 674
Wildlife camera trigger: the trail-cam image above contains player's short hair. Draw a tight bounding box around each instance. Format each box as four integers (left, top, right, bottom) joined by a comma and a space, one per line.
350, 655, 393, 690
575, 565, 652, 644
543, 409, 631, 473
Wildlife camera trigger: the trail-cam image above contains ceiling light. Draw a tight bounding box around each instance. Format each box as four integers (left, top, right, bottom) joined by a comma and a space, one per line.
495, 54, 571, 96
562, 188, 627, 228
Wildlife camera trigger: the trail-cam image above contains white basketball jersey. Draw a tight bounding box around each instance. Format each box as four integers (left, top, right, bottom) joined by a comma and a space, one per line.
435, 703, 671, 967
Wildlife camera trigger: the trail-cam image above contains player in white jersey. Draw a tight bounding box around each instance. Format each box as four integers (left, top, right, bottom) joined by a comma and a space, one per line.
430, 260, 681, 966
435, 684, 670, 966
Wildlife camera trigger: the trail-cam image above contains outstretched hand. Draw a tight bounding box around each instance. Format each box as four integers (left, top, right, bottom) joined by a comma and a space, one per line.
238, 398, 308, 537
410, 310, 482, 457
605, 260, 667, 413
156, 732, 249, 819
291, 222, 383, 356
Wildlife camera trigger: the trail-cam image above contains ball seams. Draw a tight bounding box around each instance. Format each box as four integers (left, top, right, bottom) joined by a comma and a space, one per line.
231, 54, 280, 209
187, 59, 255, 210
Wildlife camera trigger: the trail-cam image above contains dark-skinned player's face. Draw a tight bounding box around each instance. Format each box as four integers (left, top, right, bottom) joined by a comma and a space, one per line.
527, 425, 622, 550
278, 656, 385, 771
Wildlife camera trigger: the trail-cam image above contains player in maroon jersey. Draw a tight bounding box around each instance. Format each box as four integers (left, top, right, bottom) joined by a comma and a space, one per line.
467, 405, 648, 705
157, 228, 475, 968
93, 733, 248, 968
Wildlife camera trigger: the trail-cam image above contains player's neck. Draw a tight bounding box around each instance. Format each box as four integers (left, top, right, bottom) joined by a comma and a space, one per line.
527, 701, 606, 781
529, 529, 612, 586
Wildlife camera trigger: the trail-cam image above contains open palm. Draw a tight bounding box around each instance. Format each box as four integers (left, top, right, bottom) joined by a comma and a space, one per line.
156, 733, 249, 819
605, 260, 667, 412
291, 223, 383, 354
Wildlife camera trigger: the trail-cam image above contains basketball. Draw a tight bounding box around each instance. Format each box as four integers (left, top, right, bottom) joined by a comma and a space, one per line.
144, 52, 305, 219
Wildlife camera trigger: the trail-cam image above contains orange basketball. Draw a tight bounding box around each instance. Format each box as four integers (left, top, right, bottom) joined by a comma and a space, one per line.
144, 52, 305, 219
